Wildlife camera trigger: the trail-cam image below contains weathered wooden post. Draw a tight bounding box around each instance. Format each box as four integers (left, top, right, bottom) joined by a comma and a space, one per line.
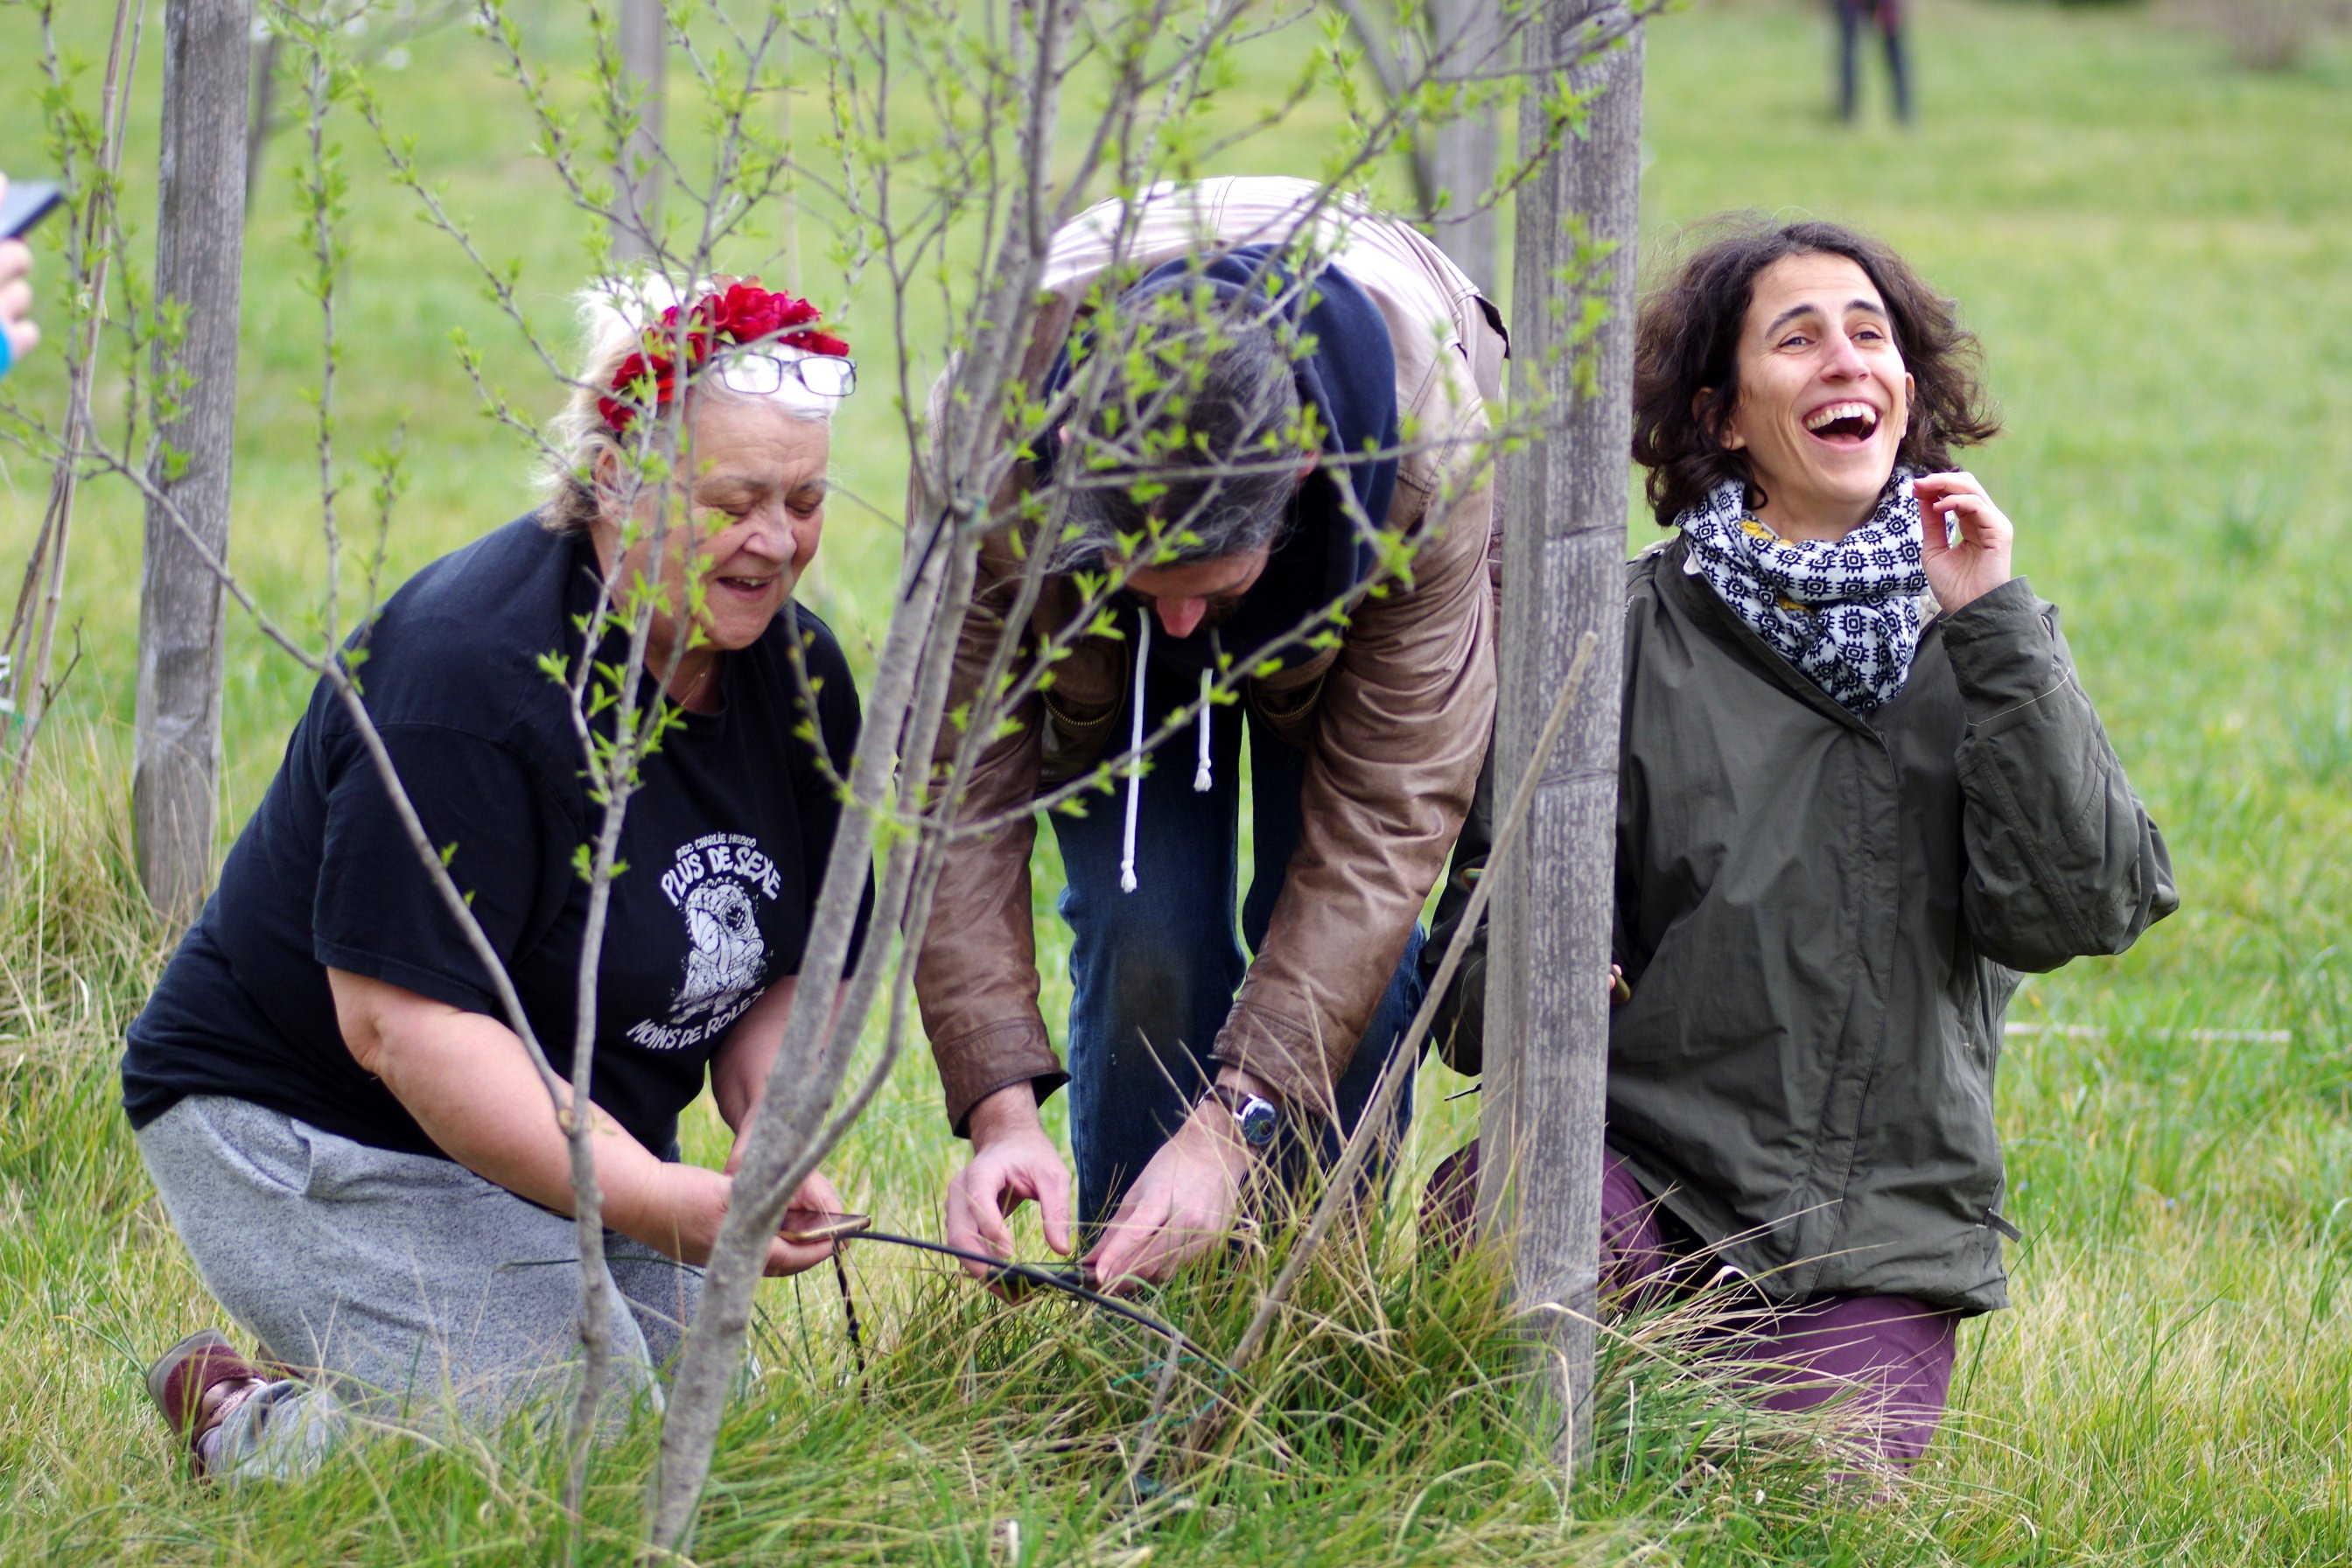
243, 28, 282, 219
1477, 0, 1643, 1469
135, 0, 251, 924
612, 0, 667, 263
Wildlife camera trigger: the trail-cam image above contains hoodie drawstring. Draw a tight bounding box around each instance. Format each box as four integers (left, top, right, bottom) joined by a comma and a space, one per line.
1120, 611, 1218, 894
1194, 668, 1214, 793
1120, 606, 1151, 893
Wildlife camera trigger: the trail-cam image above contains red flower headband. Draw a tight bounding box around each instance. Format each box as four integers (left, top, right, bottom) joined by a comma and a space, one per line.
595, 278, 850, 435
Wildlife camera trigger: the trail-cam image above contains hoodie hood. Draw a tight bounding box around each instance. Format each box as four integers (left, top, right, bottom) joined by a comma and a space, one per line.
1039, 244, 1399, 678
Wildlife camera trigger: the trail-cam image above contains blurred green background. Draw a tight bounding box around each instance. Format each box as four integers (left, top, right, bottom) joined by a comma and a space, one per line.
2, 0, 2348, 1560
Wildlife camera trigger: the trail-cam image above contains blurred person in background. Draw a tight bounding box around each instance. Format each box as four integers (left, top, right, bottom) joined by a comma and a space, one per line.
1834, 0, 1914, 124
123, 277, 871, 1480
1424, 218, 2174, 1470
0, 174, 42, 379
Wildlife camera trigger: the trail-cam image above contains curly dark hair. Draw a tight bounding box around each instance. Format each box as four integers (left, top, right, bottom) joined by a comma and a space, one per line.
1631, 217, 2001, 528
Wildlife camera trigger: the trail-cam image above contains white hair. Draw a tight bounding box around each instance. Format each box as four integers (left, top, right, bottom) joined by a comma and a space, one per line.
538, 272, 841, 535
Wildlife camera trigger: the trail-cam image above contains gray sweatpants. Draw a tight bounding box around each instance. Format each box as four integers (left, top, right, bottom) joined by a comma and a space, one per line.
137, 1095, 704, 1480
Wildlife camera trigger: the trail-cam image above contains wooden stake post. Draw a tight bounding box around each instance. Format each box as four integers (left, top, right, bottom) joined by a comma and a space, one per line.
612, 0, 667, 263
1477, 0, 1643, 1471
135, 0, 251, 924
1424, 0, 1504, 290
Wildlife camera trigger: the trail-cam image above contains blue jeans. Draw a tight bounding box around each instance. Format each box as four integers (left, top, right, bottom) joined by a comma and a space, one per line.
1050, 655, 1424, 1227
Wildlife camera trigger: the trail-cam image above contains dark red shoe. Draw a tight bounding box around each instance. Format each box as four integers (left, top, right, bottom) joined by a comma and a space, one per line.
146, 1328, 266, 1478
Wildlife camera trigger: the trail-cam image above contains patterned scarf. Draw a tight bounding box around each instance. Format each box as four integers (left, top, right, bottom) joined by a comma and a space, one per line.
1677, 469, 1927, 714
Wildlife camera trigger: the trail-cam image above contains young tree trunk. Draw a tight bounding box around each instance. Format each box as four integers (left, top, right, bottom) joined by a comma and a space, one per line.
1477, 0, 1642, 1474
1424, 0, 1502, 290
612, 0, 665, 263
136, 0, 251, 925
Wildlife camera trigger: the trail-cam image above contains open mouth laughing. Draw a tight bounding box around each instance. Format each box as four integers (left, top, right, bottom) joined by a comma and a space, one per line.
1803, 400, 1881, 446
1806, 399, 1881, 446
713, 572, 778, 599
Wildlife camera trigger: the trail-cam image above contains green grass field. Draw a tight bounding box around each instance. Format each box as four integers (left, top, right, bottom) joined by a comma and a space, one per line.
3, 0, 2349, 1561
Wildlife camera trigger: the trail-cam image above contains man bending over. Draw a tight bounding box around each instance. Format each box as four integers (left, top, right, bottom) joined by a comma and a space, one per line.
914, 177, 1506, 1290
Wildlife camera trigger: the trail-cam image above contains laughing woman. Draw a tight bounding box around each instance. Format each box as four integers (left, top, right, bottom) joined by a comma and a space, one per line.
122, 278, 870, 1480
1429, 220, 2177, 1466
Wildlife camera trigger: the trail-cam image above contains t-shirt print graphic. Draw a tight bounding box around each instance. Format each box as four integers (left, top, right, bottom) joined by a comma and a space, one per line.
677, 879, 763, 1020
628, 831, 788, 1052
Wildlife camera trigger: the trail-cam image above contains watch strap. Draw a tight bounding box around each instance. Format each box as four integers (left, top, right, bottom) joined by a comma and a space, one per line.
1207, 1083, 1280, 1149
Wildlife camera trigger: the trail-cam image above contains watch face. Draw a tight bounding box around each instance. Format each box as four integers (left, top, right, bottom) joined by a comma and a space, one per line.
1238, 1096, 1278, 1148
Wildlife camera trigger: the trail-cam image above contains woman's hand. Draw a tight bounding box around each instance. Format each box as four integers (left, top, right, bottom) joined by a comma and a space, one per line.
623, 1162, 844, 1278
770, 1168, 850, 1278
1914, 471, 2014, 613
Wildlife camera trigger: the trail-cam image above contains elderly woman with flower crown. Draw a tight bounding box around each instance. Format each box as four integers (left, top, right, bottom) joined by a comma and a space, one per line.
121, 276, 870, 1480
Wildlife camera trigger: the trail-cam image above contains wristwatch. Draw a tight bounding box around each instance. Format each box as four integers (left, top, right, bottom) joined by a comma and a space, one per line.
1206, 1083, 1280, 1152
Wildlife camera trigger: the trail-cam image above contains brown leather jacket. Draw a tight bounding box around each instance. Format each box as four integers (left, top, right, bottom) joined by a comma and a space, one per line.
915, 177, 1507, 1131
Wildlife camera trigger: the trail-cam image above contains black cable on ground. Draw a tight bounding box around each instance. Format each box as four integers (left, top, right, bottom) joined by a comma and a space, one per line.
836, 1229, 1225, 1370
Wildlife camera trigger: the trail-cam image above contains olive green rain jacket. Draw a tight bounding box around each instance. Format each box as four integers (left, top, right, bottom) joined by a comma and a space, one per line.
1427, 537, 2178, 1312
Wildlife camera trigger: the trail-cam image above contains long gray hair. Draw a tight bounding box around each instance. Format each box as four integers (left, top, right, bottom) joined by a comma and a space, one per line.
1046, 291, 1306, 572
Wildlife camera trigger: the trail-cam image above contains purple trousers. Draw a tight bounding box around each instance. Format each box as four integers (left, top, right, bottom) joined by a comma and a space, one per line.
1427, 1144, 1960, 1466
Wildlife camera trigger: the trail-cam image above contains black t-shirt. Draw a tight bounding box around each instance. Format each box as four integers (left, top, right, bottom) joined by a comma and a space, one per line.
122, 515, 871, 1159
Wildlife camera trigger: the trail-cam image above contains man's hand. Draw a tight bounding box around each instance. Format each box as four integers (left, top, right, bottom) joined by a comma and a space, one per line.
1082, 1069, 1262, 1294
945, 1082, 1074, 1290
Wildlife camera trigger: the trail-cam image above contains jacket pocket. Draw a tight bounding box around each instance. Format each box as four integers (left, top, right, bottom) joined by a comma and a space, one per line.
1248, 650, 1337, 748
1038, 642, 1125, 783
298, 1118, 493, 1205
1040, 689, 1120, 784
1938, 990, 2011, 1244
196, 1098, 318, 1199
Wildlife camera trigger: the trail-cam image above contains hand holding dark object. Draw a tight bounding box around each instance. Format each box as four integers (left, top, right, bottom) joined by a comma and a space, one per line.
759, 1172, 854, 1273
804, 1224, 1219, 1363
632, 1163, 846, 1278
1080, 1070, 1261, 1295
1914, 471, 2015, 613
982, 1259, 1096, 1298
778, 1208, 872, 1246
945, 1082, 1077, 1296
0, 176, 48, 377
